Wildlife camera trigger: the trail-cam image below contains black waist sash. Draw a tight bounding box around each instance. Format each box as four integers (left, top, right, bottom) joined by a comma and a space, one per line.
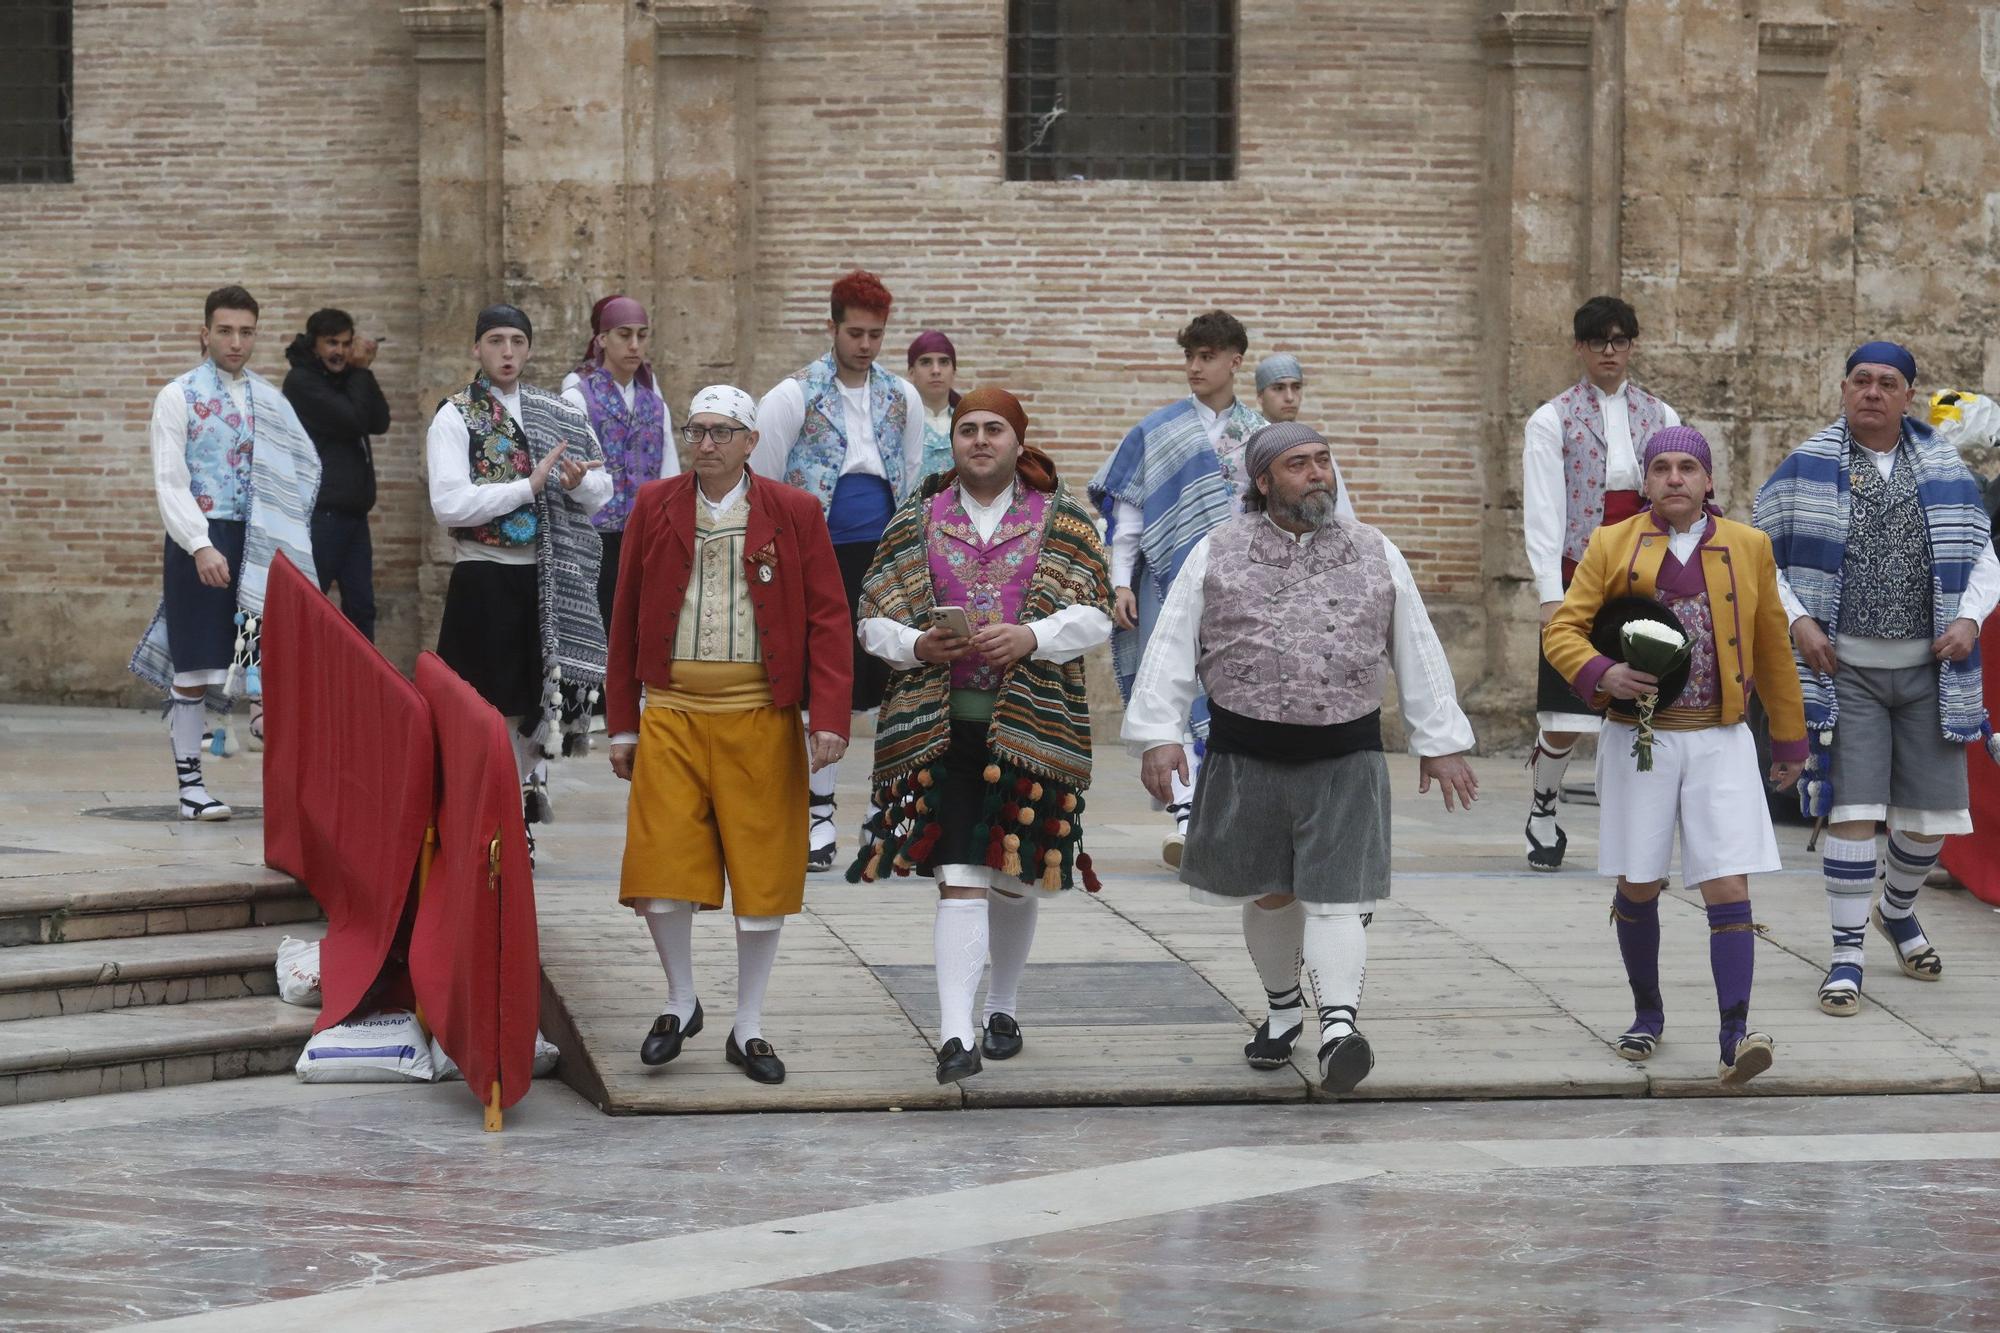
1206, 702, 1383, 765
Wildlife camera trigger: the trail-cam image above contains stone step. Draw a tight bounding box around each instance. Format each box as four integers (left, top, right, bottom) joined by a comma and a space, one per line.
0, 995, 316, 1107
0, 866, 319, 947
0, 922, 320, 1021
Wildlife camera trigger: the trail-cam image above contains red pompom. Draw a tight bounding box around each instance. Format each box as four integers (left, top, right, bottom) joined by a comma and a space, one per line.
1042, 817, 1061, 836
1077, 852, 1102, 894
999, 802, 1020, 823
1014, 776, 1033, 796
985, 841, 1007, 869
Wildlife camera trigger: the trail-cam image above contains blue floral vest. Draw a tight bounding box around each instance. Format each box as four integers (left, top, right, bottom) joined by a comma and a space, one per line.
178, 361, 256, 522
783, 353, 911, 512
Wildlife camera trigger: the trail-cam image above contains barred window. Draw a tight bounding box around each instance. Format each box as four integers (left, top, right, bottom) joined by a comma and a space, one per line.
1006, 0, 1236, 182
0, 0, 74, 184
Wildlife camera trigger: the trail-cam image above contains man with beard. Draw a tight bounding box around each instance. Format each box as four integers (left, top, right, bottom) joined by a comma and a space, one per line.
752, 270, 928, 871
1123, 421, 1478, 1093
283, 307, 390, 640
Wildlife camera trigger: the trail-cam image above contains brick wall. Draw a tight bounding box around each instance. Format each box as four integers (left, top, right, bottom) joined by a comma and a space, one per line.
747, 0, 1492, 618
0, 0, 424, 703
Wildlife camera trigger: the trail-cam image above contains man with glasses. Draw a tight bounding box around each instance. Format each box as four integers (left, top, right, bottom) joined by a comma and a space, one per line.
1755, 342, 2000, 1019
607, 386, 852, 1085
1519, 296, 1681, 871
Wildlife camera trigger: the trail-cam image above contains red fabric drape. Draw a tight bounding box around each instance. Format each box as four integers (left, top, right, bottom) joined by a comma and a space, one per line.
410, 653, 541, 1111
261, 554, 434, 1032
1942, 611, 2000, 904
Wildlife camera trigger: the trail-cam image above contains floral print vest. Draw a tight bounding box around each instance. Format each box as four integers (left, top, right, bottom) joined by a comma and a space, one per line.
178, 361, 256, 521
446, 377, 538, 547
576, 367, 664, 533
784, 354, 911, 513
1554, 379, 1667, 563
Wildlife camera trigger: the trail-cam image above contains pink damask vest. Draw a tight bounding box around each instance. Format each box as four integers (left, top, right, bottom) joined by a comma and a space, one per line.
1553, 379, 1668, 564
927, 486, 1048, 692
1197, 514, 1395, 727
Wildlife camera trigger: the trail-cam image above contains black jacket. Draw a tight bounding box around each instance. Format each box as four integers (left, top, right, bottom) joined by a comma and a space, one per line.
282, 334, 390, 515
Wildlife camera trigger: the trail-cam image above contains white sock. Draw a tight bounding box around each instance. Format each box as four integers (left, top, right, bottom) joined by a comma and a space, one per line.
169, 696, 207, 761
982, 889, 1040, 1023
1169, 749, 1200, 822
644, 907, 698, 1023
808, 752, 838, 799
1528, 735, 1572, 839
1879, 831, 1938, 956
933, 897, 989, 1050
732, 921, 781, 1043
1822, 833, 1876, 987
1241, 899, 1306, 1037
1303, 909, 1368, 1048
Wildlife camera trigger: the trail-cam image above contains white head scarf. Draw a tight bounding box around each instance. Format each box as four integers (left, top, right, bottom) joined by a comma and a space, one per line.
688, 384, 757, 430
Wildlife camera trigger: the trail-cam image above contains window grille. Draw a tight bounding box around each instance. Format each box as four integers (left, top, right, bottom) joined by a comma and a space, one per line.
0, 0, 74, 185
1005, 0, 1236, 182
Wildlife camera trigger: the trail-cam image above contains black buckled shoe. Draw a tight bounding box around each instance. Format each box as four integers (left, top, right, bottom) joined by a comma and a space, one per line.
726, 1031, 786, 1085
639, 1001, 703, 1067
935, 1037, 983, 1084
1244, 1017, 1303, 1070
1525, 788, 1565, 871
1317, 1030, 1375, 1095
982, 1013, 1024, 1061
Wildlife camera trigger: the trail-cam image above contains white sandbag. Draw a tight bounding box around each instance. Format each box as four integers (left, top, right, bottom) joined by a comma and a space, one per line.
274, 936, 321, 1007
1930, 389, 2000, 450
294, 1010, 433, 1083
429, 1031, 560, 1082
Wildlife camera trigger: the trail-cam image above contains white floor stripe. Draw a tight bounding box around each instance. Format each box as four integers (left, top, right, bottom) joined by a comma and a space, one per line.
130, 1130, 2000, 1332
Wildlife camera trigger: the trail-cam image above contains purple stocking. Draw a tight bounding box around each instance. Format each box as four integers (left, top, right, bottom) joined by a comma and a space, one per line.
1611, 890, 1663, 1038
1707, 899, 1755, 1064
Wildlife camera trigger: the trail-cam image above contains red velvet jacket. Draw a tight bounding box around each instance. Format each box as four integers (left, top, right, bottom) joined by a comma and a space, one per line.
605, 472, 853, 738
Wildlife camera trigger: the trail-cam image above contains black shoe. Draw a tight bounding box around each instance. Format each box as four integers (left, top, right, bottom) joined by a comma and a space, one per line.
1244, 1017, 1303, 1070
525, 826, 537, 870
639, 1001, 703, 1066
1525, 817, 1567, 872
807, 843, 836, 873
726, 1031, 786, 1085
1317, 1030, 1375, 1094
935, 1037, 983, 1084
982, 1013, 1024, 1060
807, 799, 837, 873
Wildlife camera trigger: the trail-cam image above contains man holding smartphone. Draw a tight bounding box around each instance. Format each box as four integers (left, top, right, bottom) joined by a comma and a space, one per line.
854, 387, 1113, 1084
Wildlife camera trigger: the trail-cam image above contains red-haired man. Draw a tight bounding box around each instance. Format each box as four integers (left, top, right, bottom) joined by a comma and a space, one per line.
752, 270, 928, 871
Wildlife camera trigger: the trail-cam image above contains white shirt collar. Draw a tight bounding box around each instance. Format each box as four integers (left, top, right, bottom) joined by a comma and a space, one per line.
959, 479, 1017, 520
1592, 381, 1628, 402
1259, 513, 1313, 545
700, 470, 751, 519
1190, 395, 1232, 425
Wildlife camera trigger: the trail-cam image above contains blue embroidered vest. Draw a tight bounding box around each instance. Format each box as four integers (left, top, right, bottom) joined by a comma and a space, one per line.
784, 354, 911, 512
178, 362, 256, 522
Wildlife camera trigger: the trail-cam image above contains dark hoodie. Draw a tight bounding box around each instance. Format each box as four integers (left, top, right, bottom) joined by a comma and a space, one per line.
282, 333, 391, 515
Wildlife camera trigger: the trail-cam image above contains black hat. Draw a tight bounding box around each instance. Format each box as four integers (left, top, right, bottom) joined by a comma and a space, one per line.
1588, 595, 1691, 720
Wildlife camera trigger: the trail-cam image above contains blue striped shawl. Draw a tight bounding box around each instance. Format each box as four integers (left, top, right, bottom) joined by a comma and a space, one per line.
1088, 397, 1263, 700
1752, 416, 1989, 742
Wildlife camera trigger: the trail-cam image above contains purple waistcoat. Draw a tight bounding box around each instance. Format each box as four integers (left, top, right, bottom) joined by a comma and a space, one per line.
1198, 513, 1395, 727
576, 367, 666, 532
1655, 523, 1722, 713
927, 486, 1047, 692
1554, 379, 1669, 564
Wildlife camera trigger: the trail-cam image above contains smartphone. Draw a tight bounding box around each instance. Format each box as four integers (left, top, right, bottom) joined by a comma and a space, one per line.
929, 605, 973, 639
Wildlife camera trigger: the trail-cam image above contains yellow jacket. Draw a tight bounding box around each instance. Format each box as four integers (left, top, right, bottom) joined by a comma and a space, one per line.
1542, 511, 1807, 760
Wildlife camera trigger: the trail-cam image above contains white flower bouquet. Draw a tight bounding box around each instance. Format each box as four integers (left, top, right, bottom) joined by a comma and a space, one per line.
1620, 619, 1691, 772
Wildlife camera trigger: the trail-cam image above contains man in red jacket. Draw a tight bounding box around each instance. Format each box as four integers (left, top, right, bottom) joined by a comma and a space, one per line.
605, 384, 852, 1086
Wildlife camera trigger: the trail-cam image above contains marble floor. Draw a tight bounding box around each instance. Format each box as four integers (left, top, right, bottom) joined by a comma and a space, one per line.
4, 1076, 1999, 1330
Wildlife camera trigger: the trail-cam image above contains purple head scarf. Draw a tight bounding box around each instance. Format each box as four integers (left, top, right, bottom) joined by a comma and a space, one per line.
577, 294, 654, 391
1641, 425, 1723, 516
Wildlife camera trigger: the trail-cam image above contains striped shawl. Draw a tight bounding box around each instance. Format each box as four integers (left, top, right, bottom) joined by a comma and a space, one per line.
860, 474, 1112, 790
1752, 416, 1989, 742
514, 384, 609, 756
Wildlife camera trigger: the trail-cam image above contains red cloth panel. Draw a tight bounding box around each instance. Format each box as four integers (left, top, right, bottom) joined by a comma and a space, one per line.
411, 652, 540, 1111
261, 553, 435, 1032
1942, 610, 2000, 905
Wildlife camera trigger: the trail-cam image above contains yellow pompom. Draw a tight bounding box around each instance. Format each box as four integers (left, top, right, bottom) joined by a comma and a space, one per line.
1003, 833, 1020, 850
1043, 849, 1061, 867
913, 797, 928, 814
1061, 792, 1077, 812
1056, 820, 1071, 838
983, 764, 1002, 784
916, 769, 934, 788
1018, 806, 1036, 825
1028, 782, 1044, 801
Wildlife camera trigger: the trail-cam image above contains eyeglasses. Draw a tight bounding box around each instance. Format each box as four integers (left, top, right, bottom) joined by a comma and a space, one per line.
681, 424, 749, 445
1585, 336, 1634, 354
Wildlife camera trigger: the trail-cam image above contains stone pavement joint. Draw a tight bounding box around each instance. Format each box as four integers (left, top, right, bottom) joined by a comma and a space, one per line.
7, 704, 1998, 1114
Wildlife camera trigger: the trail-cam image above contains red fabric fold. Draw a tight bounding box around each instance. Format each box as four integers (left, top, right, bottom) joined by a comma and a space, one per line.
1942, 611, 2000, 905
411, 653, 541, 1112
261, 553, 434, 1032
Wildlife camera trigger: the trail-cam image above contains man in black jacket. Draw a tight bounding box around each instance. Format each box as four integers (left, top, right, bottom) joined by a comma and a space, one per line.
283, 308, 390, 638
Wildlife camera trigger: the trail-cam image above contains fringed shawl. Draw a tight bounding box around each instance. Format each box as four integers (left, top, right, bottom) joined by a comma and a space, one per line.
1753, 416, 1989, 742
515, 385, 609, 757
859, 474, 1111, 791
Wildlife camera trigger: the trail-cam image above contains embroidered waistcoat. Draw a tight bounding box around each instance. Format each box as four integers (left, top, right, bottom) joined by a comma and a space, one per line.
1838, 444, 1932, 641
448, 383, 538, 547
1211, 401, 1267, 507
1554, 380, 1668, 563
1654, 543, 1721, 718
784, 354, 911, 513
674, 493, 761, 663
919, 411, 955, 483
1198, 514, 1395, 727
927, 486, 1048, 692
179, 363, 256, 522
576, 367, 664, 533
